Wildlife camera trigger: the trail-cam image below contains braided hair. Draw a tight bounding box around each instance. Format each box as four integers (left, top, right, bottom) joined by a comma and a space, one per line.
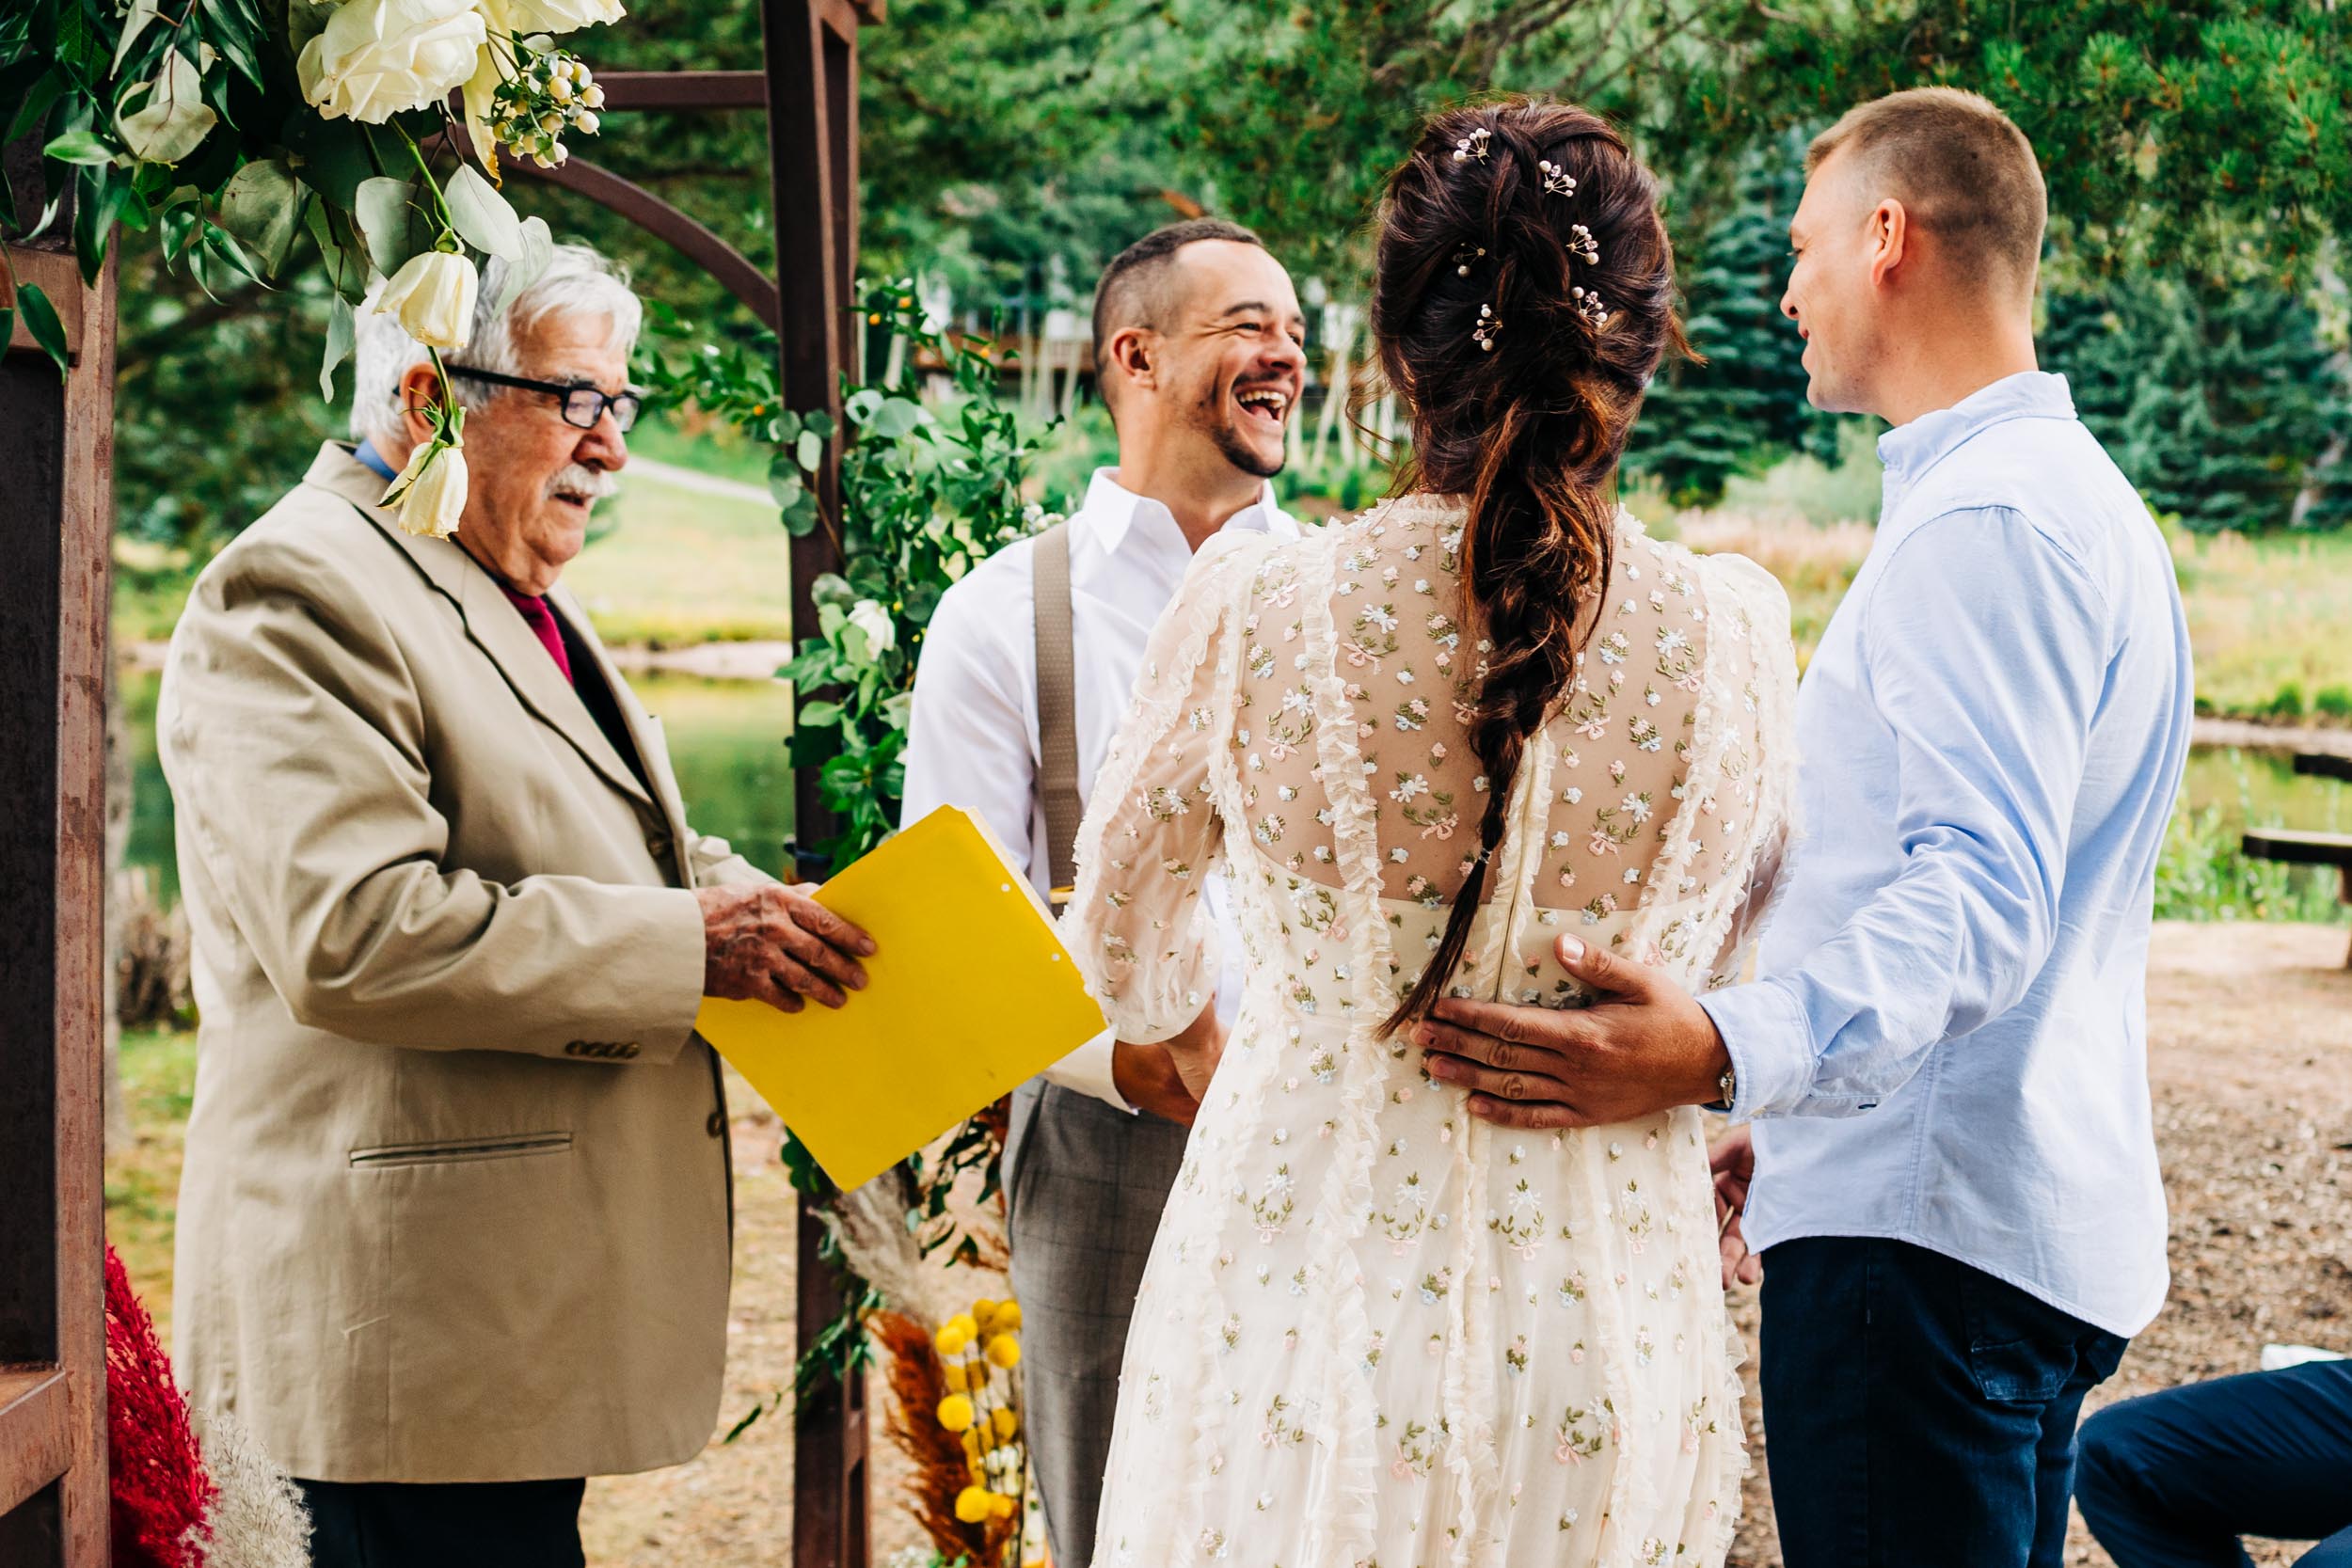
1374, 97, 1689, 1037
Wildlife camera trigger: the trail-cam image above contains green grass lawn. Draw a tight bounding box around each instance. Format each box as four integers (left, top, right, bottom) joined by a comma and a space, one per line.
106, 1026, 197, 1344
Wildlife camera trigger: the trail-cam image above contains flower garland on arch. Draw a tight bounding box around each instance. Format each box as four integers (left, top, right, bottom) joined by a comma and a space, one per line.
1, 0, 631, 536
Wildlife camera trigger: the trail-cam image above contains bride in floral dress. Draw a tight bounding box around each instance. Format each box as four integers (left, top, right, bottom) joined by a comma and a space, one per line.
1063, 99, 1799, 1568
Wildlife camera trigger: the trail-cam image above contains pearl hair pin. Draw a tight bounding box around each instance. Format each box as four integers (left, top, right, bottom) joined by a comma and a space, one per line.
1452, 126, 1491, 164
1453, 244, 1487, 277
1572, 286, 1611, 328
1566, 224, 1600, 266
1539, 159, 1577, 197
1472, 302, 1502, 353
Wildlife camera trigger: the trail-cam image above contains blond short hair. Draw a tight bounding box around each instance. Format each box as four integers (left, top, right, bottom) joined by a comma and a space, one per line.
1807, 87, 2047, 294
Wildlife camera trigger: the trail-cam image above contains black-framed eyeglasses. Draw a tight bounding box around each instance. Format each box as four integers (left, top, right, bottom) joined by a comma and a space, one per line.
446, 365, 643, 433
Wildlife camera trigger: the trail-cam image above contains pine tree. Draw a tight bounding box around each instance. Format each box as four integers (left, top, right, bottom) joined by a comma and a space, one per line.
2115, 284, 2344, 533
1627, 148, 1833, 506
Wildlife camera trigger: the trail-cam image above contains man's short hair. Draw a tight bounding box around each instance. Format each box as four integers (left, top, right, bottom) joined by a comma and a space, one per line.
1807, 87, 2047, 294
1090, 217, 1264, 409
349, 244, 642, 448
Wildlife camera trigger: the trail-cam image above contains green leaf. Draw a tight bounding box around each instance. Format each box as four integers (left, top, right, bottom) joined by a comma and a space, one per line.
798, 700, 844, 727
491, 215, 553, 314
767, 454, 804, 507
116, 49, 217, 166
42, 129, 114, 166
215, 158, 302, 277
8, 73, 66, 146
869, 396, 925, 440
0, 308, 12, 358
353, 175, 418, 277
444, 163, 524, 261
112, 0, 163, 73
320, 293, 357, 403
15, 283, 69, 376
801, 410, 836, 440
782, 489, 819, 536
199, 0, 269, 89
280, 111, 374, 210
306, 200, 371, 304
795, 429, 824, 471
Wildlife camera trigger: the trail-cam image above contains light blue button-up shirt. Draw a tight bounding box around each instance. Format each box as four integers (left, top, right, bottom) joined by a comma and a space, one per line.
1700, 371, 2193, 1337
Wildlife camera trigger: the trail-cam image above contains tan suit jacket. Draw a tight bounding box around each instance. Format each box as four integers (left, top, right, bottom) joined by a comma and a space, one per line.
160, 443, 764, 1483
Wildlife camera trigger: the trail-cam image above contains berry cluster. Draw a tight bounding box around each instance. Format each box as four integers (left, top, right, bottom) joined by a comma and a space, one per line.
487, 51, 605, 169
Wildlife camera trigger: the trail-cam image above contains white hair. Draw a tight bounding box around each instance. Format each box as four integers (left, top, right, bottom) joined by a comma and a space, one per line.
349, 243, 644, 446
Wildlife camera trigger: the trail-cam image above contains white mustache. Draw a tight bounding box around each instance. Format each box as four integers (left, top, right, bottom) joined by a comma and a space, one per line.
545, 464, 618, 503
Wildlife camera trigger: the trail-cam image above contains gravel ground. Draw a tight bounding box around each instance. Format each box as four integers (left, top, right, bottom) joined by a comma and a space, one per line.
584, 920, 2352, 1566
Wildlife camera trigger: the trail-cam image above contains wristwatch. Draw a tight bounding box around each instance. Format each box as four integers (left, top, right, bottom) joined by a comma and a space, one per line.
1706, 1057, 1738, 1115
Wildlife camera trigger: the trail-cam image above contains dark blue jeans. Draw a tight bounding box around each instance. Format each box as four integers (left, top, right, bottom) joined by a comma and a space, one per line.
2075, 1361, 2352, 1567
1759, 1236, 2130, 1568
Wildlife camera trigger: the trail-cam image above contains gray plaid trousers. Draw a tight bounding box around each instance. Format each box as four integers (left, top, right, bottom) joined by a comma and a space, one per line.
1004, 1078, 1189, 1568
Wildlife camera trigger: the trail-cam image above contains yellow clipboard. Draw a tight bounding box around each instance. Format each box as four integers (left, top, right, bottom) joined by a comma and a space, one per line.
693, 805, 1106, 1192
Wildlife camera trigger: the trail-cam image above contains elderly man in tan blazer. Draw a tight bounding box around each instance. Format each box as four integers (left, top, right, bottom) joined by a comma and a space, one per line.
158, 244, 869, 1568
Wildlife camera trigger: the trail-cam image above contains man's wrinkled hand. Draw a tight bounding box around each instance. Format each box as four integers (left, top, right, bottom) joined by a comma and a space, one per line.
698, 881, 876, 1013
1113, 1039, 1201, 1127
1413, 933, 1730, 1131
1711, 1125, 1763, 1290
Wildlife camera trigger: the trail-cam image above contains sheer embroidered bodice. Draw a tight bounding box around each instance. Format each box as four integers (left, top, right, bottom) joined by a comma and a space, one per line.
1066, 496, 1799, 1567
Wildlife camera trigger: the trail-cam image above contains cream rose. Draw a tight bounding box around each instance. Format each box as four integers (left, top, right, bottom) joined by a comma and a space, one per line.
848, 600, 897, 655
298, 0, 487, 124
374, 251, 479, 351
501, 0, 625, 33
384, 440, 469, 538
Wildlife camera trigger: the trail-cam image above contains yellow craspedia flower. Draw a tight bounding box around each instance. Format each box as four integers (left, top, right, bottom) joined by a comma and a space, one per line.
972, 1297, 1001, 1332
942, 1362, 969, 1392
992, 1406, 1019, 1440
936, 1393, 976, 1433
993, 1300, 1023, 1331
934, 1323, 969, 1357
989, 1493, 1016, 1521
946, 1312, 979, 1342
985, 1334, 1022, 1370
953, 1486, 993, 1525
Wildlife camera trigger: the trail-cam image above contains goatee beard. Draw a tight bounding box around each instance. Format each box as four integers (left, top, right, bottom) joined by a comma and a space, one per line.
1211, 416, 1287, 481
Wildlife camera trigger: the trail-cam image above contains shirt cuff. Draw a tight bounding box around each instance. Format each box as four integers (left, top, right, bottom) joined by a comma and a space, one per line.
1699, 977, 1817, 1122
1041, 1029, 1136, 1115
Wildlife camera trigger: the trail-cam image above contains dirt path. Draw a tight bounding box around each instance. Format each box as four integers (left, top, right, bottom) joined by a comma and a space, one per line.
585, 922, 2352, 1565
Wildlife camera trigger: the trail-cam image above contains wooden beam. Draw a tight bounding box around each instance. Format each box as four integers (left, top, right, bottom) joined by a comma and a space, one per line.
0, 1371, 72, 1519
4, 250, 85, 361
0, 235, 116, 1566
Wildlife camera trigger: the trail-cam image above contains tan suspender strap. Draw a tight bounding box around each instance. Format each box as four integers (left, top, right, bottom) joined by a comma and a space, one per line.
1032, 523, 1083, 910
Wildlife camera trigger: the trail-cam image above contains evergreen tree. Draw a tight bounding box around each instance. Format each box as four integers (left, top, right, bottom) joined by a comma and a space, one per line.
1627, 148, 1834, 505
2117, 284, 2344, 533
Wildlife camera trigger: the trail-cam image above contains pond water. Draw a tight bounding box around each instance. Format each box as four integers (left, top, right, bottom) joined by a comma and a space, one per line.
122, 669, 2346, 904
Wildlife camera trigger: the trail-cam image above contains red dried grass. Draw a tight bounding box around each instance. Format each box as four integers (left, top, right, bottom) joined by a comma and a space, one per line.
104, 1243, 215, 1568
870, 1308, 1024, 1565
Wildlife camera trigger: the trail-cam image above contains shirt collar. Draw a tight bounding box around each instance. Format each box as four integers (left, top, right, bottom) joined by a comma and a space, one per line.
1073, 467, 1299, 558
351, 436, 400, 483
1876, 371, 2075, 491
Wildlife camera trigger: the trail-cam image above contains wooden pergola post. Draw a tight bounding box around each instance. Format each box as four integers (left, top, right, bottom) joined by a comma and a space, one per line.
0, 223, 117, 1564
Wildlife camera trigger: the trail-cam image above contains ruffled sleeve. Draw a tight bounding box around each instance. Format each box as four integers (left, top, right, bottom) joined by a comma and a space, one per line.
1066, 530, 1272, 1043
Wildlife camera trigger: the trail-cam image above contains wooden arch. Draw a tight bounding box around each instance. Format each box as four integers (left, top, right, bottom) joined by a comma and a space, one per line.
0, 1, 878, 1562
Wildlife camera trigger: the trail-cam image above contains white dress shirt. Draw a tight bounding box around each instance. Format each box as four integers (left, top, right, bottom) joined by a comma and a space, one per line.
900, 468, 1301, 1109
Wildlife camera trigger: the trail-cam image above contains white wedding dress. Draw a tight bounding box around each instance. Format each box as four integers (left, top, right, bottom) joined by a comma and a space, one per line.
1064, 496, 1800, 1568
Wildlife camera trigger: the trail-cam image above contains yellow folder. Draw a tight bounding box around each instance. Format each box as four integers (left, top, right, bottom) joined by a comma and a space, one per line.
693, 805, 1107, 1193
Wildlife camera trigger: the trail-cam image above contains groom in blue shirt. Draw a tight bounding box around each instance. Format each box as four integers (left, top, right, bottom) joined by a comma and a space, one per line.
1414, 87, 2193, 1566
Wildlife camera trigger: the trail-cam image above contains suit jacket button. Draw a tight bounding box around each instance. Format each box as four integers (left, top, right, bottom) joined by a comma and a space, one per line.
706, 1110, 726, 1138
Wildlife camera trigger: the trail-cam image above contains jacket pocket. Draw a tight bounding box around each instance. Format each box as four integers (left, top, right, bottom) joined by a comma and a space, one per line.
348, 1131, 574, 1169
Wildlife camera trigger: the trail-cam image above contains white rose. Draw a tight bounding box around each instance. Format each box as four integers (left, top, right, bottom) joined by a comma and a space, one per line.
847, 600, 897, 655
373, 251, 479, 351
298, 0, 487, 124
383, 440, 469, 538
501, 0, 624, 33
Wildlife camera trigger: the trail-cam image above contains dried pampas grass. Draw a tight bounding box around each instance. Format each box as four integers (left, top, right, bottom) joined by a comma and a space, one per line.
185, 1404, 312, 1568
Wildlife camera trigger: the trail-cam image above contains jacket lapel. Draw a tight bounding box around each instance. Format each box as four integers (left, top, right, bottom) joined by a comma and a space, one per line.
549, 582, 692, 852
304, 443, 657, 814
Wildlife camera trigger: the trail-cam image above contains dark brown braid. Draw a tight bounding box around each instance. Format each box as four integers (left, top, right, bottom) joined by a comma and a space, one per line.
1375, 97, 1689, 1037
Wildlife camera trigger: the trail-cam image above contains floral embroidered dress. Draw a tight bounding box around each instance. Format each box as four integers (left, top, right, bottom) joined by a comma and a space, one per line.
1065, 496, 1799, 1568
